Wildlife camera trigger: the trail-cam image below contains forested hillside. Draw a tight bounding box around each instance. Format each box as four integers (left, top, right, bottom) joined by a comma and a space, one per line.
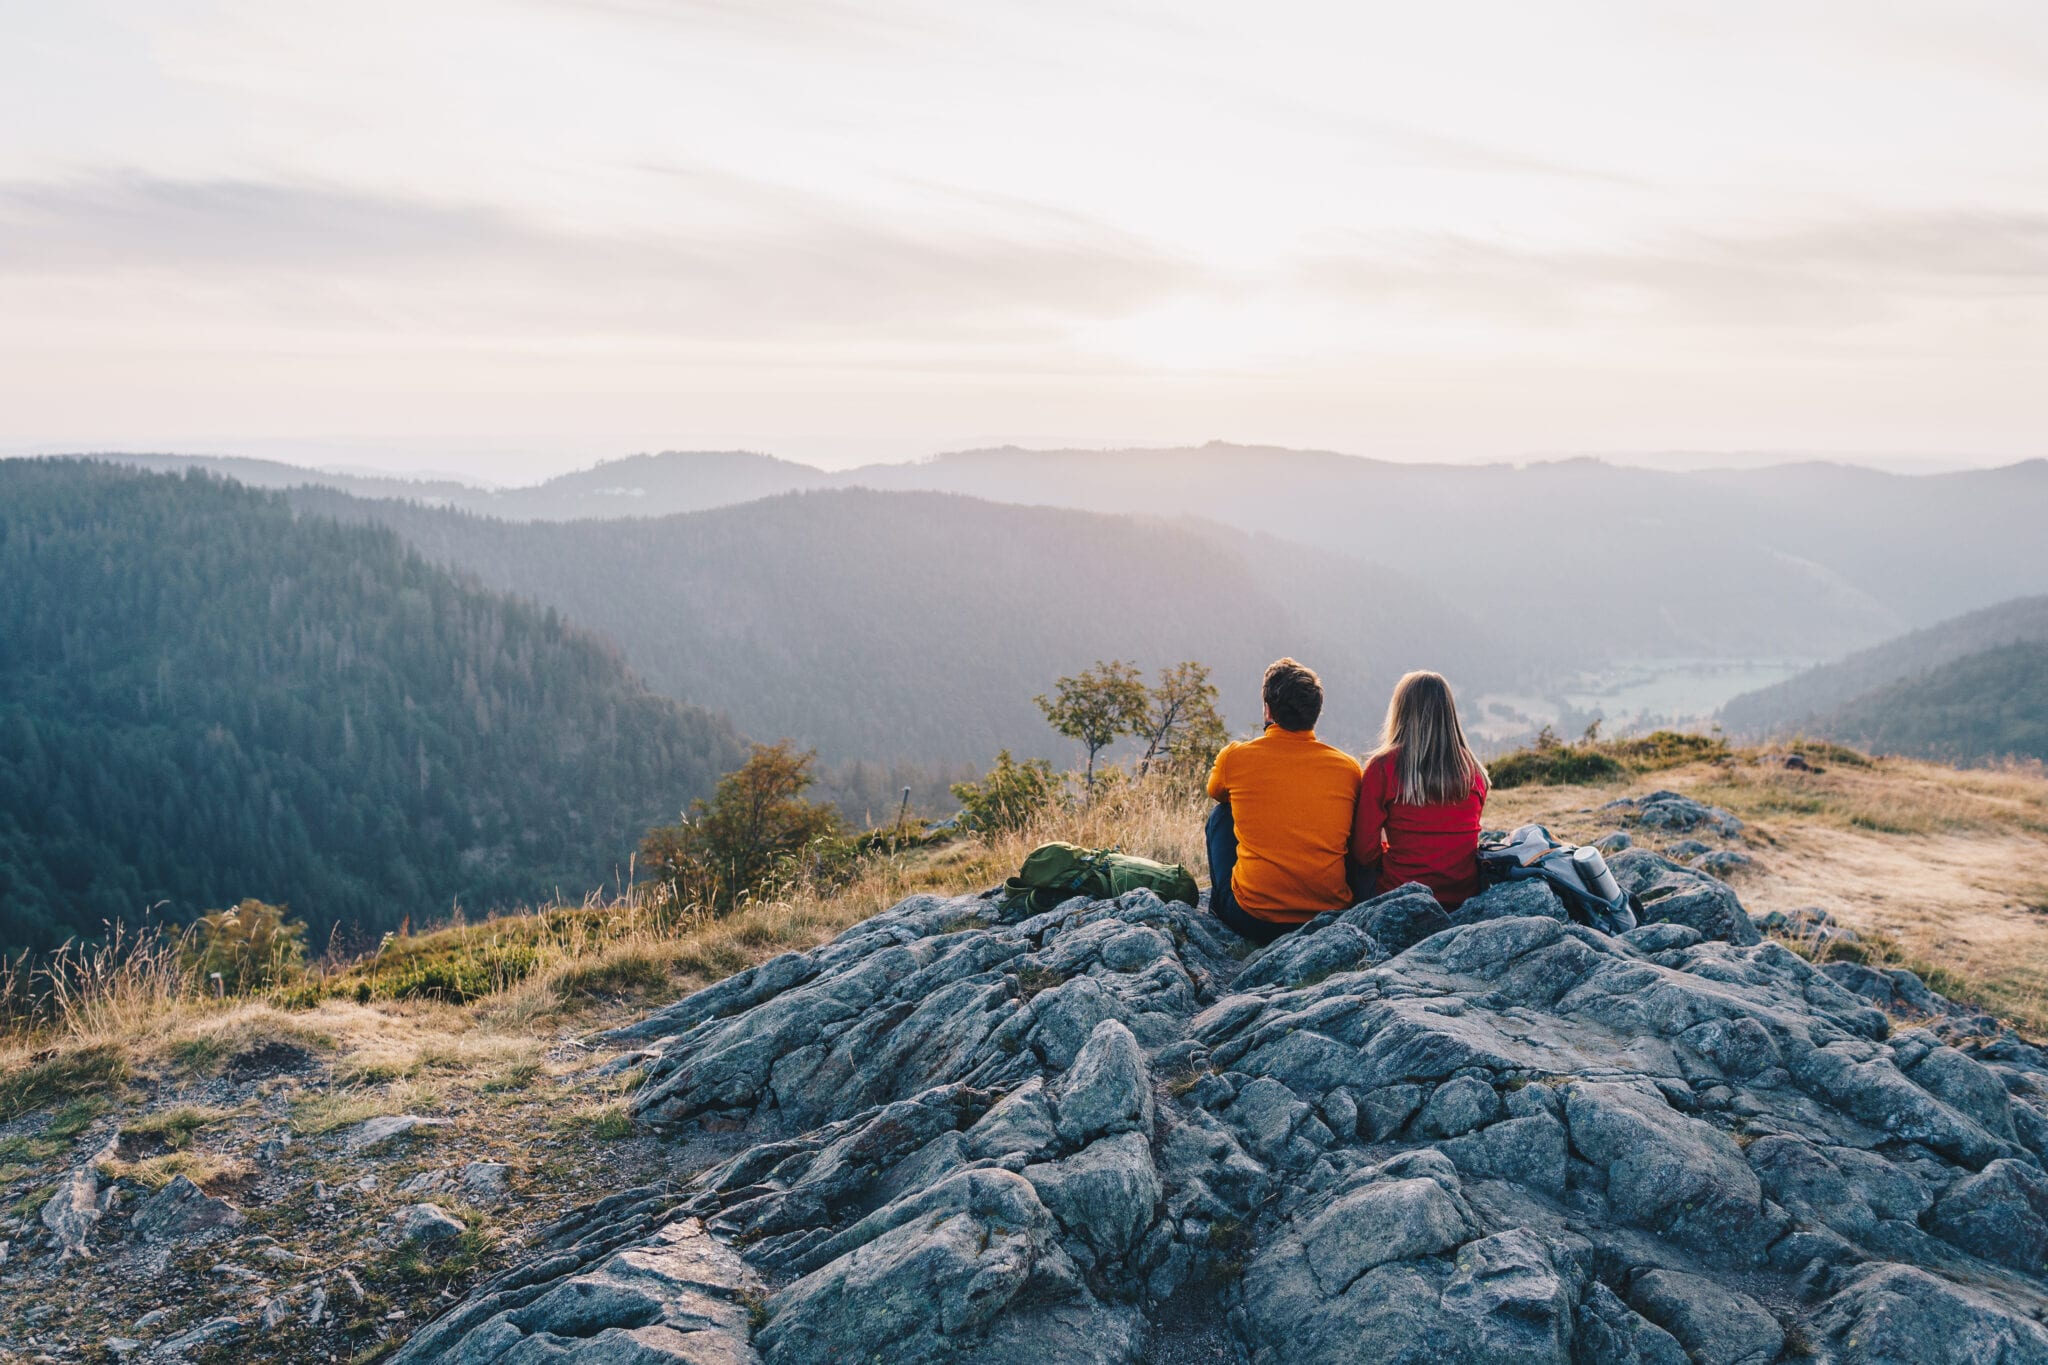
1769, 642, 2048, 764
1720, 595, 2048, 737
0, 461, 745, 952
294, 487, 1503, 765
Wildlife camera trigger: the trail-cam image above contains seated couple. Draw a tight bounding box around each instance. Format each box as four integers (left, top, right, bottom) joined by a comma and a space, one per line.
1206, 658, 1487, 945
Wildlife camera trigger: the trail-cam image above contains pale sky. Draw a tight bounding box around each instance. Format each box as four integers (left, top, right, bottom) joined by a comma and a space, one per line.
3, 1, 2046, 479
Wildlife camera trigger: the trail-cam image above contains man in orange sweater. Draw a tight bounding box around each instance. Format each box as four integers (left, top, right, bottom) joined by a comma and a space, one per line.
1205, 658, 1366, 943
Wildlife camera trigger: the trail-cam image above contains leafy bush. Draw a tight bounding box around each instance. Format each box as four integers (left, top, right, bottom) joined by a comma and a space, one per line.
181, 900, 307, 993
951, 750, 1064, 832
639, 741, 845, 913
1489, 745, 1626, 789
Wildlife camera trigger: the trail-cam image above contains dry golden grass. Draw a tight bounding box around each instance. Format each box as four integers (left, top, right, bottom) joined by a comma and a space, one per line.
98, 1148, 255, 1192
0, 780, 1210, 1127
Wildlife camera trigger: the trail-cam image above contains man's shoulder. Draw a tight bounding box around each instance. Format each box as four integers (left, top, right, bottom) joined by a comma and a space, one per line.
1311, 737, 1363, 774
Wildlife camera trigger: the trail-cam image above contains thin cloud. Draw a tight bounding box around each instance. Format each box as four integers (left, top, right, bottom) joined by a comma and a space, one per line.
0, 170, 1202, 340
1299, 212, 2048, 329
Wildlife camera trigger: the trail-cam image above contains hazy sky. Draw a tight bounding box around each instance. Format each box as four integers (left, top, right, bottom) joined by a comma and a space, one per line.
3, 1, 2046, 478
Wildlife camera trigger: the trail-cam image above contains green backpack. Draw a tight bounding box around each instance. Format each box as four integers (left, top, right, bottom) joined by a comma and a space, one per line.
1001, 841, 1200, 914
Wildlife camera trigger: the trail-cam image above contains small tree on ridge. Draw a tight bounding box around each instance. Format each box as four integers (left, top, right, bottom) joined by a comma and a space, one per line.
1036, 660, 1148, 795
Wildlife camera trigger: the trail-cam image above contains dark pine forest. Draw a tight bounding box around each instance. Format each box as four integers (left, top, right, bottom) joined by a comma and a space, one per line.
0, 460, 745, 953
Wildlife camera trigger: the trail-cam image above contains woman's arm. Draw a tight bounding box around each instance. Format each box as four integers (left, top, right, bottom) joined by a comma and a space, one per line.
1351, 756, 1388, 868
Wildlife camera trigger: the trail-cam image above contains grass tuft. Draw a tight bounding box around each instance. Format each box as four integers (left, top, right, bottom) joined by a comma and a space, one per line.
0, 1044, 129, 1121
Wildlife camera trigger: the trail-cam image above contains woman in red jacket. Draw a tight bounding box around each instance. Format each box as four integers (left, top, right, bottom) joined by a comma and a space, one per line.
1353, 670, 1489, 909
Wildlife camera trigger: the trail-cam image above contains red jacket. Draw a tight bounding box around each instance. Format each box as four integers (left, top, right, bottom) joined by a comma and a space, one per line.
1353, 750, 1488, 908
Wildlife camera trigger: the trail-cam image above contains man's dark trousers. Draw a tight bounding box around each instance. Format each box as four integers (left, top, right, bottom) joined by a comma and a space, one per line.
1205, 802, 1291, 945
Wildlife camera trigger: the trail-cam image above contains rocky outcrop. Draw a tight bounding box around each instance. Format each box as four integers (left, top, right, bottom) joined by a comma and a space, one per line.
393, 880, 2048, 1364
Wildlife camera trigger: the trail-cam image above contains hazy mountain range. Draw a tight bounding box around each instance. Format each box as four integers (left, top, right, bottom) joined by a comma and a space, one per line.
291, 486, 1500, 765
102, 445, 2048, 664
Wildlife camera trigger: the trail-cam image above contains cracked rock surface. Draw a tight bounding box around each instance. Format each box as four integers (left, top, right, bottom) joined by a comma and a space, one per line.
392, 877, 2048, 1364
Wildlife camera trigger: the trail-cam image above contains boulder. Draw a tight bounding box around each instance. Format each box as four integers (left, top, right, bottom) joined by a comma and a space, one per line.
399, 1203, 466, 1246
1608, 850, 1760, 945
1023, 1130, 1160, 1265
1416, 1076, 1502, 1138
1925, 1158, 2048, 1272
389, 1217, 765, 1364
1448, 879, 1567, 928
131, 1175, 244, 1242
1575, 1282, 1687, 1365
1340, 884, 1452, 954
1235, 922, 1376, 991
343, 1114, 454, 1154
40, 1163, 101, 1261
1053, 1019, 1152, 1146
1812, 1262, 2048, 1364
1627, 1269, 1784, 1365
1564, 1082, 1769, 1254
1609, 791, 1743, 838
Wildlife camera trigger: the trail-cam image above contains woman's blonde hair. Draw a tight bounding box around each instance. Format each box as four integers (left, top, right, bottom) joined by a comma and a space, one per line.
1370, 670, 1486, 806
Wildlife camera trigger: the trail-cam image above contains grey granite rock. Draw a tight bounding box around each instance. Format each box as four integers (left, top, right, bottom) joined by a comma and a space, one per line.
131, 1175, 244, 1242
1926, 1158, 2048, 1273
1234, 922, 1376, 991
343, 1114, 454, 1154
1449, 878, 1567, 928
1627, 1269, 1783, 1365
1575, 1282, 1688, 1365
399, 1203, 466, 1245
1339, 884, 1452, 954
1416, 1076, 1502, 1138
1609, 850, 1760, 945
1812, 1261, 2048, 1364
389, 885, 2048, 1364
1610, 791, 1743, 838
40, 1163, 101, 1261
1053, 1018, 1152, 1146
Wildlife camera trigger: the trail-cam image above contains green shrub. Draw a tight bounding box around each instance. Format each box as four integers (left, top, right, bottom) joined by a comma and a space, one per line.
639, 742, 843, 913
1489, 746, 1626, 789
951, 750, 1063, 832
380, 942, 540, 1004
182, 899, 308, 993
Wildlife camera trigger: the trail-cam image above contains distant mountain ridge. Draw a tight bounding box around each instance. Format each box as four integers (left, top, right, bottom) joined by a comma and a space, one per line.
290, 485, 1501, 766
80, 444, 2048, 663
0, 461, 745, 951
97, 449, 828, 521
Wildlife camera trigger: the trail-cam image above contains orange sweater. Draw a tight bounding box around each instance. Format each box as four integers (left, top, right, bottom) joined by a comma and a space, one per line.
1207, 726, 1362, 922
